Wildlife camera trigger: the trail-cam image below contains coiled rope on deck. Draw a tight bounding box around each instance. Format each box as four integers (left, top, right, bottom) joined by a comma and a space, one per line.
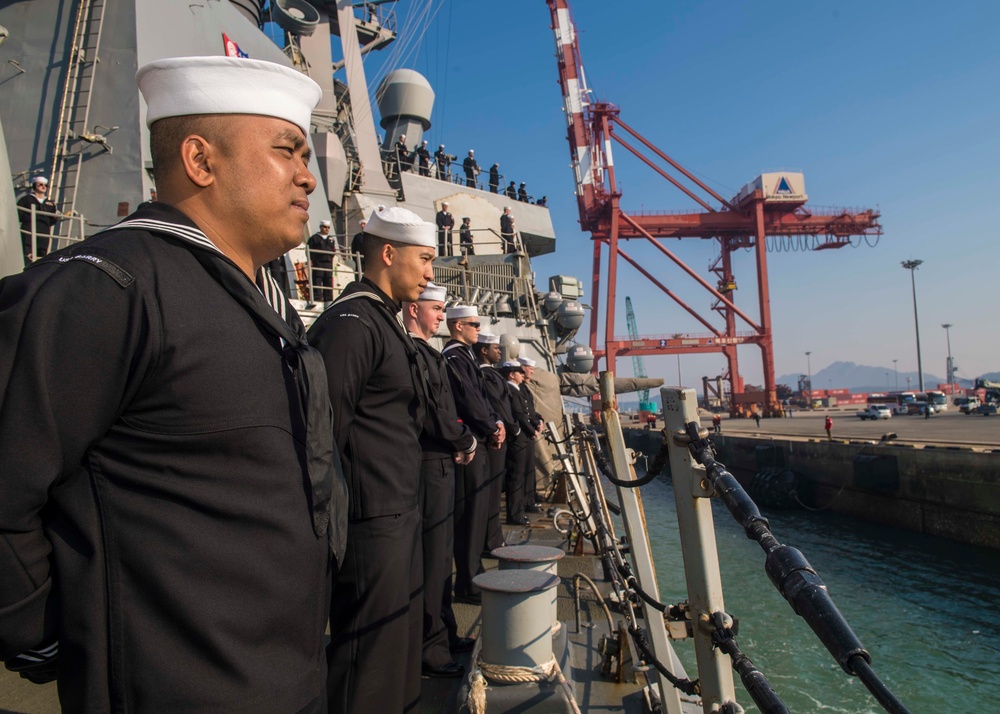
465, 637, 582, 714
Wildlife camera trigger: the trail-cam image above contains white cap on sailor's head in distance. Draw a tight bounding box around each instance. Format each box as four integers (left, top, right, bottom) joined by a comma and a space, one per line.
500, 361, 524, 373
32, 176, 49, 186
518, 357, 537, 368
418, 282, 447, 302
365, 205, 435, 247
319, 219, 331, 227
446, 305, 478, 320
477, 333, 500, 345
136, 56, 322, 134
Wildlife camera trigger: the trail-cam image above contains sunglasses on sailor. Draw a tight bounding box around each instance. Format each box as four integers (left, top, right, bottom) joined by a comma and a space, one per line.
461, 321, 481, 329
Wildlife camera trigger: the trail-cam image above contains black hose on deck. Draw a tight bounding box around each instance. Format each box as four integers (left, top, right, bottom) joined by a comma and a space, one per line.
589, 432, 658, 488
682, 421, 912, 714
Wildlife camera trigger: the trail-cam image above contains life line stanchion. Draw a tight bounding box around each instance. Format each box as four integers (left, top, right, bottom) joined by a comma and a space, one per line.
598, 371, 685, 714
660, 386, 741, 713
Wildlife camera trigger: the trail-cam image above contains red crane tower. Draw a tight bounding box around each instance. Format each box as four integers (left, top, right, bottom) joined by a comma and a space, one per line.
546, 0, 882, 416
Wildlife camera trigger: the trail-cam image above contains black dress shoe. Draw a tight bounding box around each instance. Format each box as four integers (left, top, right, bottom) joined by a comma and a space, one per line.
422, 661, 465, 678
525, 505, 542, 513
450, 637, 476, 653
506, 515, 530, 525
454, 592, 482, 606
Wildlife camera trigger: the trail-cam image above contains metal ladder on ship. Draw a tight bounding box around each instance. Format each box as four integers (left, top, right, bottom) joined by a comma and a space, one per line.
49, 0, 109, 237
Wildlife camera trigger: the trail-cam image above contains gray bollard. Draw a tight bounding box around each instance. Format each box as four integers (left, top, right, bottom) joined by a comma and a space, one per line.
491, 545, 564, 633
473, 570, 560, 669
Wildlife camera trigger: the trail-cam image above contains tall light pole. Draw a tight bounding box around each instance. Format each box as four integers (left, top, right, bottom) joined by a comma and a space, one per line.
805, 351, 812, 407
942, 323, 954, 388
902, 259, 924, 392
892, 359, 898, 391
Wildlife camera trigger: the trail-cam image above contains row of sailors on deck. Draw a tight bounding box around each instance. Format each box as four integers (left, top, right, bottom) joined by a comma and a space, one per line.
391, 135, 547, 206
297, 203, 523, 302
0, 55, 547, 714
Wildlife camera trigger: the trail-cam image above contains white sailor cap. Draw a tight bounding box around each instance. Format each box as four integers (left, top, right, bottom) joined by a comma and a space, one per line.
137, 56, 322, 134
518, 357, 537, 368
446, 305, 478, 320
32, 176, 49, 186
365, 205, 436, 247
476, 333, 500, 345
500, 361, 524, 373
319, 219, 331, 227
418, 282, 447, 302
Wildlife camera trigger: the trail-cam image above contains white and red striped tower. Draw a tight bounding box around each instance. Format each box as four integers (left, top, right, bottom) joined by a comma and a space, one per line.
544, 0, 881, 417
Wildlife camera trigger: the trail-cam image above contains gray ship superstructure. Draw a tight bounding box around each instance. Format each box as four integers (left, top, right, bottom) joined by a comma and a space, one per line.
0, 0, 593, 377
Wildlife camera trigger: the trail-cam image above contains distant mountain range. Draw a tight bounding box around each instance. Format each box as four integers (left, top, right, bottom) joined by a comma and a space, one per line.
776, 361, 997, 393
613, 362, 997, 410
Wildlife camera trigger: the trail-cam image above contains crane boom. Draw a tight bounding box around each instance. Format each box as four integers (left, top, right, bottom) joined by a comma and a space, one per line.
545, 0, 882, 418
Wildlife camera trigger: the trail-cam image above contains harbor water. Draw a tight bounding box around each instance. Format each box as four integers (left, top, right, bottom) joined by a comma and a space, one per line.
638, 471, 1000, 712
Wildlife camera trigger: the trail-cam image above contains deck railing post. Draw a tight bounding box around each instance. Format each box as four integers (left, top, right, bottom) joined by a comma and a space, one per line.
660, 386, 740, 712
599, 372, 684, 714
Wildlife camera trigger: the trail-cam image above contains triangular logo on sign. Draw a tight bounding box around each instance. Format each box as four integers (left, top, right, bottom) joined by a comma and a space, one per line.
775, 176, 793, 194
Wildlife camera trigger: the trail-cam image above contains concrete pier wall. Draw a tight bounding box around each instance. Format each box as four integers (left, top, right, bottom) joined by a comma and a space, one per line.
623, 429, 1000, 550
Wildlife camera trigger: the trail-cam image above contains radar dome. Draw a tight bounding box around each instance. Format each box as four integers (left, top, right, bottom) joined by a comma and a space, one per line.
543, 291, 563, 314
376, 70, 435, 147
556, 301, 585, 331
500, 334, 520, 361
566, 344, 594, 374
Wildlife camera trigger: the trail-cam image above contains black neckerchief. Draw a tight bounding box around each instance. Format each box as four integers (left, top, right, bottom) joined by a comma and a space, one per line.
330, 279, 435, 412
101, 203, 348, 562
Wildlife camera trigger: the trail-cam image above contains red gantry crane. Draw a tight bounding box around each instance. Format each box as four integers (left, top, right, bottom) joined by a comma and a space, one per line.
546, 0, 882, 416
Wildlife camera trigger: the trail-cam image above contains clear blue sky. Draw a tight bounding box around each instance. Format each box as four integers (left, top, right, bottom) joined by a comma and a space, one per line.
344, 0, 1000, 386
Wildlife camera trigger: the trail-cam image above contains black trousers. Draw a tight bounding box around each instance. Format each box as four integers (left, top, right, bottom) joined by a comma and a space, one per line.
312, 266, 333, 301
437, 229, 452, 257
327, 508, 422, 714
526, 438, 538, 504
485, 443, 507, 550
453, 448, 489, 597
419, 456, 459, 667
505, 439, 529, 521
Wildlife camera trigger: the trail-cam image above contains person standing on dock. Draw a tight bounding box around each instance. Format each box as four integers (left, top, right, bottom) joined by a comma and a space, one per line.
442, 306, 505, 605
308, 205, 436, 714
402, 283, 477, 679
713, 413, 722, 434
0, 56, 346, 713
754, 411, 761, 428
825, 415, 834, 440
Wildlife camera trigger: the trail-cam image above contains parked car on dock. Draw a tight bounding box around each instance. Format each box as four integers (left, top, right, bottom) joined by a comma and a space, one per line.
856, 404, 892, 420
958, 397, 981, 414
